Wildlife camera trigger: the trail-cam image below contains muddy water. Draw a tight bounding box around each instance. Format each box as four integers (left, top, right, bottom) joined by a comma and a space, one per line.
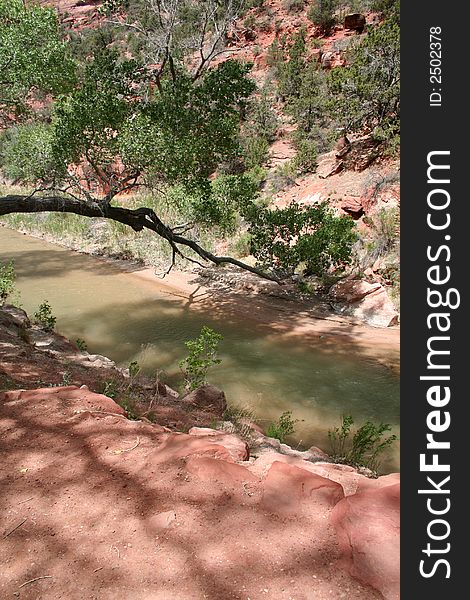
1, 227, 400, 471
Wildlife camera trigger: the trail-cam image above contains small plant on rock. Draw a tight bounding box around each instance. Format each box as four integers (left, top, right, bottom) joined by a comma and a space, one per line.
266, 411, 299, 442
328, 415, 398, 474
179, 326, 223, 391
75, 338, 88, 351
33, 300, 56, 331
128, 360, 141, 379
0, 260, 16, 304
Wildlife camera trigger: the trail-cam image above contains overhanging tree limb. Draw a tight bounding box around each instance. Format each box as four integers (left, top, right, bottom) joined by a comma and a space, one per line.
0, 194, 280, 283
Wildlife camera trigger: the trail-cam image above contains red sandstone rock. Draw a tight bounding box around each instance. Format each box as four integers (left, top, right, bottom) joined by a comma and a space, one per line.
186, 456, 259, 488
340, 196, 364, 217
351, 287, 399, 328
181, 384, 227, 416
155, 430, 249, 463
316, 151, 344, 178
0, 386, 126, 416
331, 482, 400, 599
261, 460, 344, 517
329, 279, 399, 327
329, 279, 382, 303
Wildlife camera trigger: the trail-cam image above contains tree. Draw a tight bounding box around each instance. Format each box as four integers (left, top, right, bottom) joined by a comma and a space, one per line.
0, 0, 75, 123
0, 1, 355, 282
327, 19, 400, 144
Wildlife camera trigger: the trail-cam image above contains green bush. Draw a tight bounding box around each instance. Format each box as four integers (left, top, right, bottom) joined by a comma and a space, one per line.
0, 260, 16, 304
308, 0, 337, 33
75, 338, 88, 351
293, 137, 318, 172
102, 379, 119, 400
328, 415, 398, 474
266, 411, 298, 443
0, 123, 59, 183
33, 300, 56, 331
327, 19, 400, 146
128, 360, 141, 379
179, 326, 223, 391
363, 207, 399, 261
249, 201, 357, 277
242, 135, 270, 169
230, 232, 253, 258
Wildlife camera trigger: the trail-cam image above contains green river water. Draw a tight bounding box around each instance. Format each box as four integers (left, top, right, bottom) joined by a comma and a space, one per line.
1, 227, 400, 471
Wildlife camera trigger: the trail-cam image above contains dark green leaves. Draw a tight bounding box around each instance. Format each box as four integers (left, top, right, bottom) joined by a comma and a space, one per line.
249, 201, 357, 276
0, 0, 76, 120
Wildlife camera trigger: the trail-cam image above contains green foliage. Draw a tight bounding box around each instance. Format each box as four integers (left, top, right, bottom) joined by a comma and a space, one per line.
249, 201, 357, 276
267, 32, 335, 171
33, 300, 56, 332
371, 0, 400, 20
241, 87, 278, 169
292, 137, 318, 172
0, 124, 57, 183
328, 415, 398, 474
179, 326, 223, 391
308, 0, 337, 33
75, 338, 88, 352
266, 411, 298, 443
120, 395, 139, 420
223, 404, 259, 440
61, 370, 72, 386
120, 60, 255, 189
0, 260, 16, 304
266, 161, 297, 194
102, 379, 119, 400
193, 173, 258, 232
242, 136, 270, 170
0, 0, 76, 120
128, 360, 141, 379
230, 232, 253, 258
363, 207, 399, 261
275, 30, 307, 100
244, 89, 279, 144
328, 20, 400, 145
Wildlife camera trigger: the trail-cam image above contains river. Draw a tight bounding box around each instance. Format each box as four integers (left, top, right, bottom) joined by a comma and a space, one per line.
1, 226, 400, 471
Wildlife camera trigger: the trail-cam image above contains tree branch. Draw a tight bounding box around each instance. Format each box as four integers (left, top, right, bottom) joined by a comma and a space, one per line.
0, 194, 280, 283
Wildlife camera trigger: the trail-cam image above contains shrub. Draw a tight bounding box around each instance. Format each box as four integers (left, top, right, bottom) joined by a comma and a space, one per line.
0, 260, 16, 304
223, 404, 259, 440
33, 300, 56, 331
293, 136, 318, 172
75, 338, 88, 351
363, 207, 399, 261
308, 0, 337, 34
102, 379, 119, 400
242, 135, 270, 169
328, 415, 398, 474
0, 123, 59, 184
327, 19, 400, 146
179, 326, 223, 391
266, 411, 298, 442
249, 201, 357, 277
230, 232, 253, 258
128, 360, 141, 379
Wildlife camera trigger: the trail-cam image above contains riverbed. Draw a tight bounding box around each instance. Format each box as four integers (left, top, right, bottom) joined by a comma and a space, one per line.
1, 226, 400, 470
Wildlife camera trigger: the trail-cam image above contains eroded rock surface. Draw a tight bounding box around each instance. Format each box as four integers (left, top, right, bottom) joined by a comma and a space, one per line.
1, 385, 398, 599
